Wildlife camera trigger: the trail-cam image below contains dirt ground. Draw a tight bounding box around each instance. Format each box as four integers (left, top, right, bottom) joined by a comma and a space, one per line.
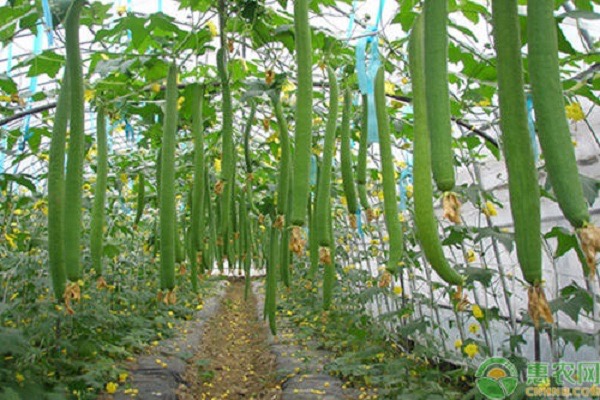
178, 280, 282, 400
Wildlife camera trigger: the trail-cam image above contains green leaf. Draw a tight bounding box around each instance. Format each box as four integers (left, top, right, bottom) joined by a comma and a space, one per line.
474, 227, 514, 253
0, 74, 17, 95
555, 328, 595, 350
22, 50, 64, 79
549, 282, 594, 323
0, 173, 36, 192
579, 174, 600, 206
544, 226, 578, 258
463, 266, 494, 287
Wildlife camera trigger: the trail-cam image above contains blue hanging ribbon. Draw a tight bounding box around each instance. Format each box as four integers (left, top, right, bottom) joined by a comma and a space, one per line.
19, 23, 44, 151
157, 0, 163, 12
526, 94, 539, 162
356, 34, 380, 144
355, 0, 385, 145
41, 0, 54, 46
310, 154, 318, 186
0, 45, 13, 174
125, 119, 135, 142
346, 0, 358, 39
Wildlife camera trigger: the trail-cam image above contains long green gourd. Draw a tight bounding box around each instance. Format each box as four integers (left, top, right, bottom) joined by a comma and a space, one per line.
217, 0, 234, 259
315, 66, 338, 310
356, 94, 371, 216
190, 84, 205, 287
491, 0, 541, 286
410, 16, 462, 286
271, 92, 291, 286
239, 188, 250, 300
175, 210, 185, 264
63, 0, 85, 281
272, 93, 291, 219
90, 105, 108, 277
340, 87, 359, 229
308, 193, 319, 279
423, 0, 454, 193
290, 0, 313, 229
159, 63, 179, 291
374, 68, 404, 274
206, 171, 217, 274
528, 1, 589, 229
315, 66, 339, 247
48, 69, 70, 300
267, 225, 278, 334
134, 172, 145, 227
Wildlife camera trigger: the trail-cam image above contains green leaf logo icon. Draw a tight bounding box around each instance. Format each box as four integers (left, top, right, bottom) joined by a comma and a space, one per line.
475, 357, 519, 400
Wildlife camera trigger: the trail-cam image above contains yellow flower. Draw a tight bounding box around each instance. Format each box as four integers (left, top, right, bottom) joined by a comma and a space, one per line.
116, 5, 127, 16
105, 382, 118, 394
151, 83, 161, 93
464, 343, 478, 358
482, 200, 497, 217
206, 20, 218, 38
282, 79, 296, 93
118, 372, 128, 382
214, 158, 222, 173
472, 304, 484, 319
467, 249, 476, 263
313, 117, 323, 126
120, 173, 128, 184
4, 233, 17, 249
84, 89, 95, 103
454, 339, 462, 349
477, 98, 491, 107
177, 96, 185, 110
468, 323, 480, 334
393, 286, 402, 296
15, 372, 24, 383
384, 80, 395, 95
405, 184, 413, 198
565, 102, 584, 121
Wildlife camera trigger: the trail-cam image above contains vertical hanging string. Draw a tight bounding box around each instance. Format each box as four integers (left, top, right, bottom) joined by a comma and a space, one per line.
526, 94, 540, 162
157, 0, 163, 12
354, 0, 385, 145
18, 22, 44, 151
346, 0, 357, 39
41, 0, 55, 47
0, 44, 13, 174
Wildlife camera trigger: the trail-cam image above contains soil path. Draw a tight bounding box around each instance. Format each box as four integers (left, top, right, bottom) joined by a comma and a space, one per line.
178, 280, 282, 400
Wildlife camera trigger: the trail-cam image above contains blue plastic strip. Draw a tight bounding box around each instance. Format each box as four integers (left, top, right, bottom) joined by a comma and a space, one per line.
0, 45, 13, 173
19, 23, 44, 151
526, 94, 539, 162
127, 0, 132, 40
158, 0, 163, 12
346, 0, 357, 39
310, 154, 317, 186
355, 27, 381, 144
41, 0, 54, 46
374, 0, 385, 29
125, 119, 135, 142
